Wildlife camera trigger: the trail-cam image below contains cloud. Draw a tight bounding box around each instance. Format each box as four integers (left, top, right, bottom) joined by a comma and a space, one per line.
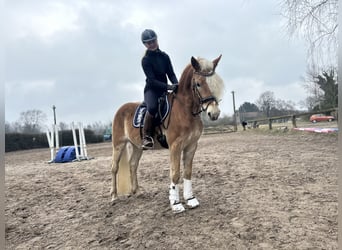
6, 2, 81, 43
5, 0, 309, 126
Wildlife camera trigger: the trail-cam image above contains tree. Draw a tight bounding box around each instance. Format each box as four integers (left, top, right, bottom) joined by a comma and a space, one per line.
280, 0, 338, 69
19, 109, 47, 133
238, 102, 260, 121
5, 122, 11, 133
238, 102, 259, 113
86, 121, 111, 135
275, 99, 296, 114
255, 91, 276, 117
301, 67, 337, 110
314, 69, 338, 110
301, 66, 324, 110
58, 122, 69, 130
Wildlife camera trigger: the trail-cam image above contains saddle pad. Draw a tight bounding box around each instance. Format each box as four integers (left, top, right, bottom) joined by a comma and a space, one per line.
133, 104, 147, 128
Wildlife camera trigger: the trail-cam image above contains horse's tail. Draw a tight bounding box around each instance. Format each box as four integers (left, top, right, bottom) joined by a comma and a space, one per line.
116, 144, 132, 195
112, 102, 143, 197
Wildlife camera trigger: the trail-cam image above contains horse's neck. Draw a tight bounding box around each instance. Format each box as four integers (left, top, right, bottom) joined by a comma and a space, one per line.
171, 82, 201, 119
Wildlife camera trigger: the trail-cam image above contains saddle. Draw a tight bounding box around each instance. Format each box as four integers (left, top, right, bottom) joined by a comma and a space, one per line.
133, 95, 170, 128
132, 95, 170, 148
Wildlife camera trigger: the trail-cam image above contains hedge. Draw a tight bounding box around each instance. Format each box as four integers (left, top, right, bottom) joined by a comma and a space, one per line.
5, 129, 103, 152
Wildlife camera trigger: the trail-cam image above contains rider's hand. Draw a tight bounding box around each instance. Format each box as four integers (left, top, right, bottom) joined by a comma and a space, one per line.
167, 84, 178, 93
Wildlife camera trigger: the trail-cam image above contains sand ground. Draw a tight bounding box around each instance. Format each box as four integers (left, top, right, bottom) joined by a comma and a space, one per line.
5, 129, 338, 249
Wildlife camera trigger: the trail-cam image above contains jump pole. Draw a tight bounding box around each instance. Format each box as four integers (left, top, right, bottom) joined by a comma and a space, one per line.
71, 122, 89, 161
46, 124, 59, 163
78, 122, 88, 159
71, 122, 81, 160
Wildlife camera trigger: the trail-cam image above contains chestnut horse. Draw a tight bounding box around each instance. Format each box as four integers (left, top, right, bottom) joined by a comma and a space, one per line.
110, 55, 224, 213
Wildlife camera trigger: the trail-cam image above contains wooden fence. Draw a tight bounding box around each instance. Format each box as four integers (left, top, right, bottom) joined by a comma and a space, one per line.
245, 108, 338, 130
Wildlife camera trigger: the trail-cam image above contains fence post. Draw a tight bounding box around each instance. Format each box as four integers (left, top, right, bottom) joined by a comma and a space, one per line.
268, 119, 272, 130
292, 115, 297, 128
253, 121, 257, 128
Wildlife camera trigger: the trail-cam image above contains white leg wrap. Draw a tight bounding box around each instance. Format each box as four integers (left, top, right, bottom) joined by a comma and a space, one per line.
184, 179, 199, 208
169, 183, 185, 213
169, 183, 180, 205
183, 179, 193, 200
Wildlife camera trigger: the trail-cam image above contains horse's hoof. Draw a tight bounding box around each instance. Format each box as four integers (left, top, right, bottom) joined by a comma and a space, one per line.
111, 195, 118, 205
186, 197, 199, 209
171, 202, 185, 213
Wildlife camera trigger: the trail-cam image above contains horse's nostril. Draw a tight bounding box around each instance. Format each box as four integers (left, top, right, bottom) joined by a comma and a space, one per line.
208, 112, 211, 118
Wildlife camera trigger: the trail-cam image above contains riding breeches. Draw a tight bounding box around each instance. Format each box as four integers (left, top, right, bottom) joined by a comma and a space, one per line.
144, 89, 163, 116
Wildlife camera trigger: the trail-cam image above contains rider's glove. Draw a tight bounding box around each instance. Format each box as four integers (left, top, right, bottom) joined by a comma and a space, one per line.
167, 84, 178, 93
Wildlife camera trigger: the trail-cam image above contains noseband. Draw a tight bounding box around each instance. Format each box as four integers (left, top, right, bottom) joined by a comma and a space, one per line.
192, 71, 218, 116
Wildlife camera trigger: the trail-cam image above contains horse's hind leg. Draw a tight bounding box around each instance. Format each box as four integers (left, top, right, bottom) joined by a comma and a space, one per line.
129, 145, 143, 195
182, 142, 200, 208
110, 143, 125, 202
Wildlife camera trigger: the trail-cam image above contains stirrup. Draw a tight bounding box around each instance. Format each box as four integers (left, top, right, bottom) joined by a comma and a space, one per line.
142, 136, 154, 149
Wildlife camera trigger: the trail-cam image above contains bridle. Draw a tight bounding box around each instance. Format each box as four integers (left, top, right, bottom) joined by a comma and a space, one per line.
192, 71, 218, 116
162, 69, 219, 128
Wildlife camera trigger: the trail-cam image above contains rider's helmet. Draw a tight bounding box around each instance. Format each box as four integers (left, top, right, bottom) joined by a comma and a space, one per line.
141, 29, 157, 43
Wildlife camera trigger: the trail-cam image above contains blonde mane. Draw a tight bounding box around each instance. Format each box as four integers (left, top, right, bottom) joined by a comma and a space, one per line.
196, 57, 225, 101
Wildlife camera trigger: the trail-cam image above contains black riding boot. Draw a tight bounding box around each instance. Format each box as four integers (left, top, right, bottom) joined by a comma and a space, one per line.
142, 112, 154, 149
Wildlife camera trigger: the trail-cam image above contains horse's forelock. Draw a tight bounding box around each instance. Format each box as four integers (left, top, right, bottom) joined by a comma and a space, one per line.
196, 57, 224, 100
207, 73, 225, 100
196, 57, 214, 72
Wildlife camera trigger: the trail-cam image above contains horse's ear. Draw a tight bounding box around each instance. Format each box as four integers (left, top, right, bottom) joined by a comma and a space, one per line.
191, 56, 201, 72
213, 54, 222, 71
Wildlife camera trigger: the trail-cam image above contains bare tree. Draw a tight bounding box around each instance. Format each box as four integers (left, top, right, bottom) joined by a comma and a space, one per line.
58, 122, 69, 131
5, 122, 11, 133
256, 91, 276, 117
301, 66, 325, 110
19, 109, 47, 133
275, 99, 296, 113
86, 121, 111, 135
280, 0, 338, 69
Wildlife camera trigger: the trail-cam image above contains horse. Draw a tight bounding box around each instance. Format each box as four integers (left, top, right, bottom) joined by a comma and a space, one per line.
110, 55, 225, 213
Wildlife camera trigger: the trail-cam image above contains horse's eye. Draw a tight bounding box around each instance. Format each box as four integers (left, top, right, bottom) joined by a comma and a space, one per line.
196, 83, 201, 88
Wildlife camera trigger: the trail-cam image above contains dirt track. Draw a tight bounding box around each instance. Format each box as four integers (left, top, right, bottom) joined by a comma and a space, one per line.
5, 129, 338, 249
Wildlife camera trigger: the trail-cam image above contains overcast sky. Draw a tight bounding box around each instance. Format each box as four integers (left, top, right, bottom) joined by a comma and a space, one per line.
5, 0, 308, 127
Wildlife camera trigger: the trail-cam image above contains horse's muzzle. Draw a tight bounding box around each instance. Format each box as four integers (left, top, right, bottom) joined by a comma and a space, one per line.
208, 110, 220, 120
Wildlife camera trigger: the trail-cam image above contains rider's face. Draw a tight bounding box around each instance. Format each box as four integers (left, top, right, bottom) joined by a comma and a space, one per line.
144, 39, 158, 51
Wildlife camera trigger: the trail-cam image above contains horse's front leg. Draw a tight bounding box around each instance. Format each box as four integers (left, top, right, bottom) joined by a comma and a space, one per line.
183, 142, 200, 209
169, 142, 185, 213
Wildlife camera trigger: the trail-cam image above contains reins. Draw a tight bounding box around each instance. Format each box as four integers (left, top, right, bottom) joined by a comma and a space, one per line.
160, 92, 176, 129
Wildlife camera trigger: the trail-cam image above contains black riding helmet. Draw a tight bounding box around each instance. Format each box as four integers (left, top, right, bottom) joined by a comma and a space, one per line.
141, 29, 157, 43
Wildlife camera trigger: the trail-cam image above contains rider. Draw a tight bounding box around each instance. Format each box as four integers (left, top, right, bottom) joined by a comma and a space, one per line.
141, 29, 179, 149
